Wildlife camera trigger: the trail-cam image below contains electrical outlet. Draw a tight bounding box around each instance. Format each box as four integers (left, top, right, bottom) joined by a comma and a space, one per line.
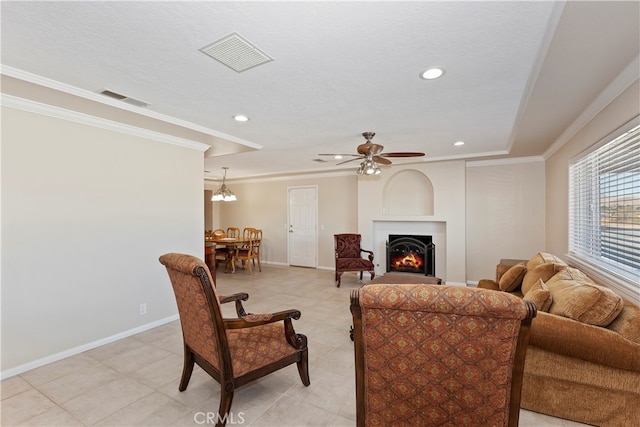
139, 303, 147, 315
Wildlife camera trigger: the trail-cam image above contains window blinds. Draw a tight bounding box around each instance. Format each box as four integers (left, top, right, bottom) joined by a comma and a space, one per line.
569, 123, 640, 283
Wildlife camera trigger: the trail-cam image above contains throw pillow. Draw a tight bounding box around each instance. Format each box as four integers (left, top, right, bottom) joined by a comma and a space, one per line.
499, 263, 527, 292
523, 278, 552, 312
521, 262, 566, 295
526, 252, 566, 271
546, 268, 624, 327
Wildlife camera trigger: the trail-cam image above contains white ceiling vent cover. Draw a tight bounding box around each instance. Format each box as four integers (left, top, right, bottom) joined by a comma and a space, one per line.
200, 33, 273, 73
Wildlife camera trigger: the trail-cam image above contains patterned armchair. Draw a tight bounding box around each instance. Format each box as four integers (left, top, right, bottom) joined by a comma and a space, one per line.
334, 233, 375, 287
350, 284, 536, 427
159, 253, 310, 427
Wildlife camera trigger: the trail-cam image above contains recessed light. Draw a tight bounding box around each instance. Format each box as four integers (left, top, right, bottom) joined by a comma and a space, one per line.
334, 155, 343, 160
233, 115, 249, 122
420, 67, 445, 80
454, 141, 465, 146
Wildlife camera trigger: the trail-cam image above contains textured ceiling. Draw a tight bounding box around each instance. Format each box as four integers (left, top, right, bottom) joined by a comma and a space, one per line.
1, 1, 638, 180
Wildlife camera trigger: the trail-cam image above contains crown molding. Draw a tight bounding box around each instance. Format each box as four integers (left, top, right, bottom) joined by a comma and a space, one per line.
1, 94, 210, 152
1, 65, 261, 150
466, 156, 544, 167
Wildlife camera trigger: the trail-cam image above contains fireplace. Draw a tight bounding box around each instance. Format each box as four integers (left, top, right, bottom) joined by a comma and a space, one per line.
387, 234, 435, 276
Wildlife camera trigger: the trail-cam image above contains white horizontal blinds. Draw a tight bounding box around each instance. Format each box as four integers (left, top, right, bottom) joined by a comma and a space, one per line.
569, 124, 640, 282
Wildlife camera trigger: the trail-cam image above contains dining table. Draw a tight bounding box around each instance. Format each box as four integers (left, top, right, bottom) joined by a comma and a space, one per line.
211, 236, 250, 273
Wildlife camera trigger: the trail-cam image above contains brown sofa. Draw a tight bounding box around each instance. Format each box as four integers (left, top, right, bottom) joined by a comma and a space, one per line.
478, 253, 640, 426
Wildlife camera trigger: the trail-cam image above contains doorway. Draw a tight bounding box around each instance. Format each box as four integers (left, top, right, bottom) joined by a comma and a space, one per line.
287, 186, 318, 267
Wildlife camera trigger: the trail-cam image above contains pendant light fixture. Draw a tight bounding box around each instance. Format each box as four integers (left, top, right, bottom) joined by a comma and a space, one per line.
211, 167, 237, 201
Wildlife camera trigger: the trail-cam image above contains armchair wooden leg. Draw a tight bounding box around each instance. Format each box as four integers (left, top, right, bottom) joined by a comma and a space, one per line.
216, 387, 234, 427
336, 272, 342, 287
179, 346, 195, 392
296, 351, 311, 386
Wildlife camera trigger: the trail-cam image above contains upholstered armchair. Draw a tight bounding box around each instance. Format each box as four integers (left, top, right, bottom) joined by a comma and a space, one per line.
334, 233, 375, 287
351, 284, 536, 427
159, 253, 310, 427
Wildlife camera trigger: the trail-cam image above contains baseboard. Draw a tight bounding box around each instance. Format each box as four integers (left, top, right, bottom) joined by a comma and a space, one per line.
1, 314, 179, 380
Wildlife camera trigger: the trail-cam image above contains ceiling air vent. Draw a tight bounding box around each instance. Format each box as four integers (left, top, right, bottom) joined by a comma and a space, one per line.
200, 33, 273, 73
99, 89, 149, 107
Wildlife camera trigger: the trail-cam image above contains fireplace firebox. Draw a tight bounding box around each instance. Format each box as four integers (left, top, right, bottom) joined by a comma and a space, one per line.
386, 234, 435, 276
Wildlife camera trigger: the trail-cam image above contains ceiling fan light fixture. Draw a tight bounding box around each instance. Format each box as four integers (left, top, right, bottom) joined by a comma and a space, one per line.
357, 158, 381, 176
421, 67, 445, 80
211, 167, 237, 202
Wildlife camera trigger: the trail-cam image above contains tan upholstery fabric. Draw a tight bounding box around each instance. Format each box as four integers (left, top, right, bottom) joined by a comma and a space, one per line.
499, 262, 527, 292
546, 268, 624, 327
521, 262, 566, 295
525, 252, 566, 271
523, 279, 552, 312
608, 301, 640, 344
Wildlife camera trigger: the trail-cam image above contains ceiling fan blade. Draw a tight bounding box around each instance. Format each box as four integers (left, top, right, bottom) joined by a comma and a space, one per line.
357, 143, 384, 155
373, 156, 392, 165
380, 152, 426, 158
336, 157, 364, 166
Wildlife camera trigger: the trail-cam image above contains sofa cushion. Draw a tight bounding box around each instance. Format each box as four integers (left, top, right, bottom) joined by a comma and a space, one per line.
523, 278, 552, 312
546, 268, 624, 327
521, 262, 566, 295
526, 252, 566, 271
499, 262, 527, 292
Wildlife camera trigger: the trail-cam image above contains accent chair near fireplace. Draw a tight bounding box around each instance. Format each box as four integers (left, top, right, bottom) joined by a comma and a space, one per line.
334, 233, 375, 287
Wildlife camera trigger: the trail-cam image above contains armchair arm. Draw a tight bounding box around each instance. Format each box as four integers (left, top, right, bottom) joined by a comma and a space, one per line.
361, 249, 374, 262
224, 309, 301, 328
218, 292, 249, 317
223, 309, 307, 350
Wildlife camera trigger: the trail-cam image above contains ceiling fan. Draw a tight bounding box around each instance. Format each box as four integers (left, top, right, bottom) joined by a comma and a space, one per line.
319, 132, 426, 175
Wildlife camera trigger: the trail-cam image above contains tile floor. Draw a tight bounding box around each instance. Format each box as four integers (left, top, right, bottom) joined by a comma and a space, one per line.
2, 265, 589, 426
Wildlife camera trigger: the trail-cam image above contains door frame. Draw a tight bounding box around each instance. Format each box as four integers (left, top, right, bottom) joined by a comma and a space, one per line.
286, 185, 319, 267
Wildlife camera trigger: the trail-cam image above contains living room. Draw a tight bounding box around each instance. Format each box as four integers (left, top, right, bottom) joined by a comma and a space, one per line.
2, 2, 639, 426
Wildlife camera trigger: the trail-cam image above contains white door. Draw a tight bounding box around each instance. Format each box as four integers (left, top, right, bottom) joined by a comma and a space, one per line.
288, 186, 317, 267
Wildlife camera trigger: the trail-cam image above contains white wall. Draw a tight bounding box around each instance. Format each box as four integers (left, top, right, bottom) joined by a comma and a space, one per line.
1, 106, 205, 375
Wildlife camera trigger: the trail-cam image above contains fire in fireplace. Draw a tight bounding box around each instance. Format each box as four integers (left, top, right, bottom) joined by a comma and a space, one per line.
387, 234, 435, 276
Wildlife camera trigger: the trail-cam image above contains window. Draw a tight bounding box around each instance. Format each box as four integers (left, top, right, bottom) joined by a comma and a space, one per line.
569, 118, 640, 288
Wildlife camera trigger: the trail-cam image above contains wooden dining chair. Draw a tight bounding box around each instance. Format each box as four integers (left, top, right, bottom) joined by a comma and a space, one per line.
226, 227, 240, 239
250, 229, 262, 272
242, 227, 255, 240
232, 236, 260, 274
159, 253, 310, 427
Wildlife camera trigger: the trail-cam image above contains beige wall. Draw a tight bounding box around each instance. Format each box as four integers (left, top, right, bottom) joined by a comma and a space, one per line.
546, 80, 640, 259
206, 174, 358, 268
1, 106, 205, 374
466, 159, 546, 281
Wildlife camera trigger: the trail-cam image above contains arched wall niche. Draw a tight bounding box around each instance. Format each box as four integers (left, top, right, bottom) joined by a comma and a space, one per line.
382, 169, 434, 215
